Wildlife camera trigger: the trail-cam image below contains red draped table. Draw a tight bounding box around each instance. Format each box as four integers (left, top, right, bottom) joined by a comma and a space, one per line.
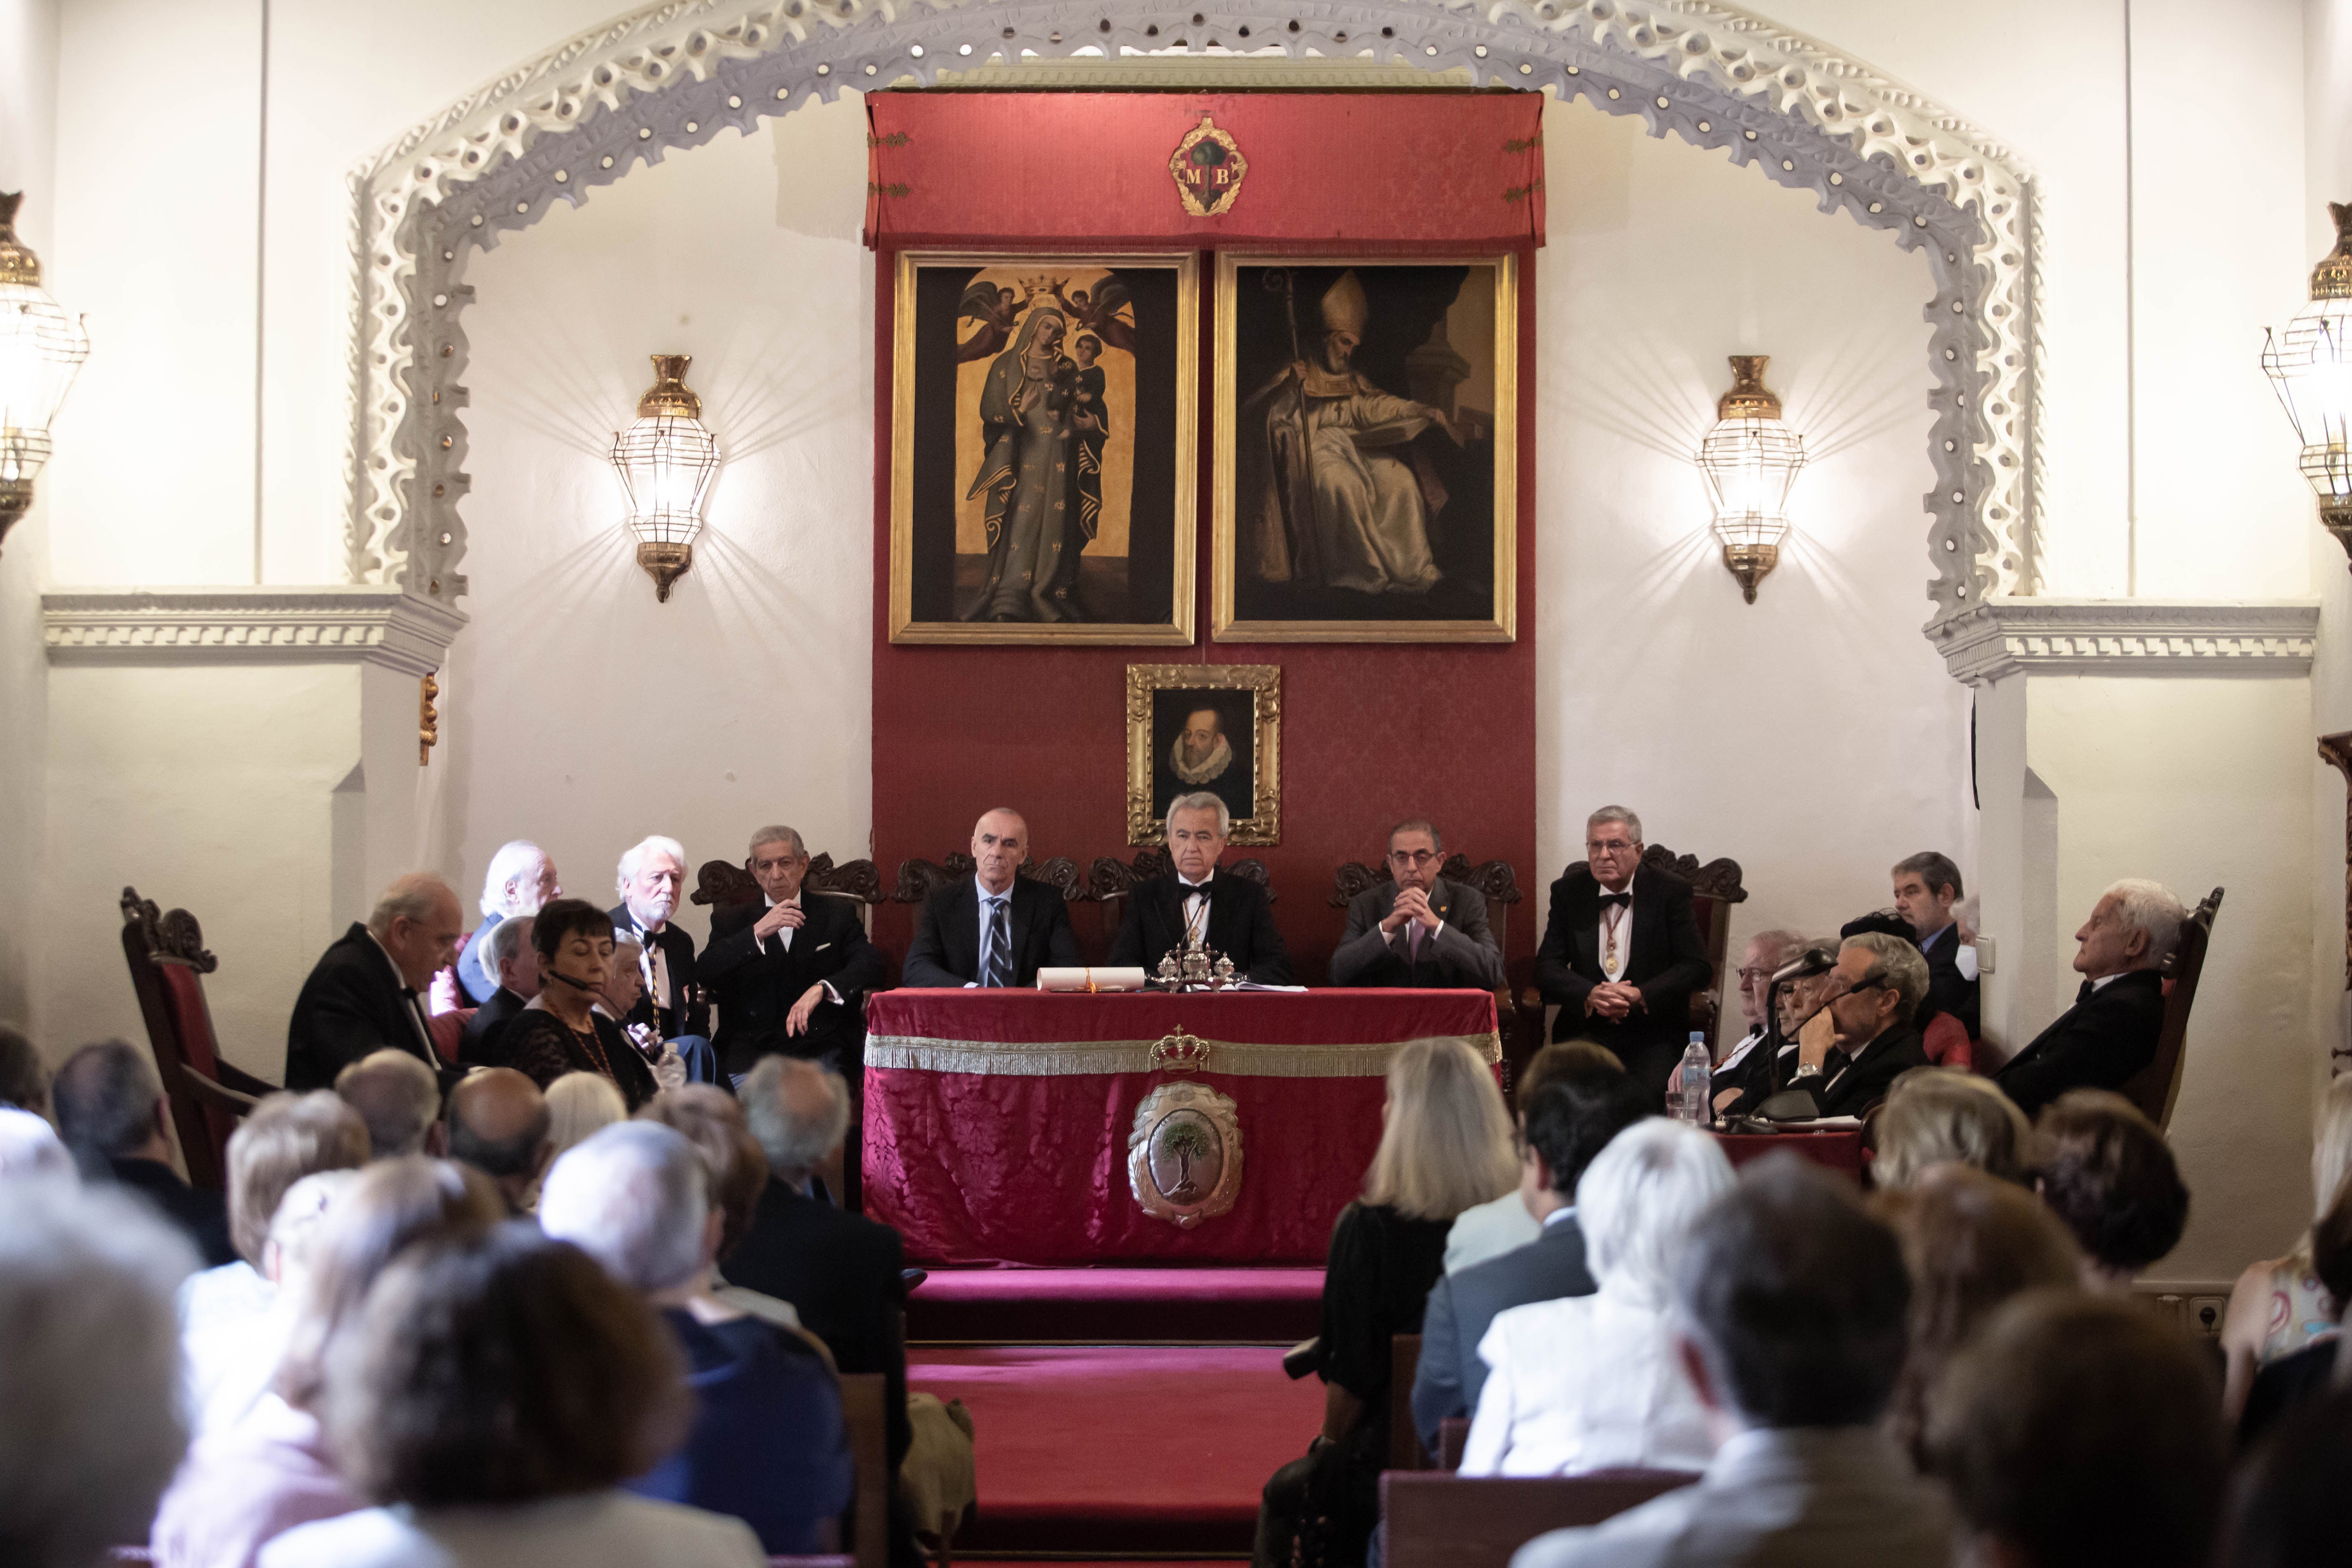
862, 989, 1501, 1266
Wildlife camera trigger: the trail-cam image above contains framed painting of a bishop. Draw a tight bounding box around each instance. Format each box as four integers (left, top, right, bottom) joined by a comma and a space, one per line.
1211, 255, 1517, 643
890, 252, 1199, 644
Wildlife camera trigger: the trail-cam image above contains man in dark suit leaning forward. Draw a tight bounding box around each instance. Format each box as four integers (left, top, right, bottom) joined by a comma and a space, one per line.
902, 807, 1083, 987
1330, 818, 1506, 989
286, 872, 465, 1092
1533, 806, 1712, 1105
1109, 791, 1292, 982
1993, 878, 2182, 1119
1410, 1046, 1648, 1456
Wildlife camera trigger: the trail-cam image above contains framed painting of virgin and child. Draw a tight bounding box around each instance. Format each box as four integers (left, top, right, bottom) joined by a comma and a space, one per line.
888, 252, 1200, 644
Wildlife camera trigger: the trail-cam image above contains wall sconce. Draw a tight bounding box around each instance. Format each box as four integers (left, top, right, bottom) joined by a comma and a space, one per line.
1697, 355, 1805, 603
2263, 202, 2352, 566
0, 191, 90, 557
610, 353, 719, 602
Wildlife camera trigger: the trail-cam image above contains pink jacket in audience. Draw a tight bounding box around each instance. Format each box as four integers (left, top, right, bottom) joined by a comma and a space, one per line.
150, 1394, 361, 1568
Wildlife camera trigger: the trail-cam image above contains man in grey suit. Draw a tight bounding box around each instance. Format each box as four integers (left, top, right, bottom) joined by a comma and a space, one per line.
1511, 1157, 1950, 1568
1330, 819, 1506, 988
1411, 1049, 1649, 1456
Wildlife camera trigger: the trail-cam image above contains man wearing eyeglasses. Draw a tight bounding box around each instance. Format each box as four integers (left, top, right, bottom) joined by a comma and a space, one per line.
1532, 806, 1713, 1105
1785, 932, 1931, 1117
1330, 819, 1506, 988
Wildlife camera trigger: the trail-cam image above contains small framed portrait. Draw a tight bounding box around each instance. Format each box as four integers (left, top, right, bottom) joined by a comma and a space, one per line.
890, 251, 1200, 644
1126, 663, 1281, 846
1212, 254, 1518, 643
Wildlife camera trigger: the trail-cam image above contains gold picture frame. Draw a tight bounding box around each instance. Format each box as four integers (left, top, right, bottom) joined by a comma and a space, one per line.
890, 250, 1200, 644
1211, 252, 1518, 643
1126, 663, 1281, 846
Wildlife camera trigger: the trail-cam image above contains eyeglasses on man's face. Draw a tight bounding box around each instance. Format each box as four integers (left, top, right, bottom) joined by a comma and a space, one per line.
1389, 849, 1441, 867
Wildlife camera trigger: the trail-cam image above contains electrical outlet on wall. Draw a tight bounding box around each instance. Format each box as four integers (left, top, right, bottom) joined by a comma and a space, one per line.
1974, 936, 1996, 974
2186, 1296, 2229, 1337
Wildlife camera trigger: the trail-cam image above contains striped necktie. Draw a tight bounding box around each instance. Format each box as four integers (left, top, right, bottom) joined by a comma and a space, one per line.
984, 897, 1013, 988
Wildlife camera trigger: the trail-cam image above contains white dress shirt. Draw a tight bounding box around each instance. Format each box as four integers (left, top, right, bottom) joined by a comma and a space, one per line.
1459, 1277, 1715, 1478
755, 893, 800, 953
1177, 875, 1212, 943
970, 887, 1013, 988
1595, 885, 1633, 983
1443, 1189, 1544, 1274
362, 929, 439, 1063
258, 1492, 764, 1568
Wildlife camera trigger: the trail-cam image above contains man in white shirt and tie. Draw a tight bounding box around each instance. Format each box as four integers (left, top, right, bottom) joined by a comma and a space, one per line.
902, 808, 1083, 987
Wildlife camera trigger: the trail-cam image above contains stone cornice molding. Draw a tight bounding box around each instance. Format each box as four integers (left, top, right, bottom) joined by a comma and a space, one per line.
42, 587, 468, 678
1930, 599, 2320, 685
347, 0, 2038, 635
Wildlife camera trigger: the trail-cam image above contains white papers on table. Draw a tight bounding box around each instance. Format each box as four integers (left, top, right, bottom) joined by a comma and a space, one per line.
1035, 967, 1149, 992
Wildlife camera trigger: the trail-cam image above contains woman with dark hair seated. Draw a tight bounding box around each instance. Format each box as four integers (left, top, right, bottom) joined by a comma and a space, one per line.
500, 899, 661, 1112
257, 1225, 763, 1568
2029, 1088, 2190, 1291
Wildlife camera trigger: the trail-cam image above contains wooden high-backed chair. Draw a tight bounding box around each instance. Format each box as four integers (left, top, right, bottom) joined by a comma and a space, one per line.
2118, 886, 2223, 1133
1329, 854, 1526, 1078
118, 887, 277, 1190
692, 851, 887, 933
1514, 845, 1748, 1057
1086, 847, 1276, 967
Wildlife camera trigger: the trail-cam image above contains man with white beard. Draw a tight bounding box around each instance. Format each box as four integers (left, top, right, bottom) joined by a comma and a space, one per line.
608, 835, 717, 1083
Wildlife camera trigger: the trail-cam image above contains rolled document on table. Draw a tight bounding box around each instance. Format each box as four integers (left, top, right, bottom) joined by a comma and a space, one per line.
1035, 966, 1149, 993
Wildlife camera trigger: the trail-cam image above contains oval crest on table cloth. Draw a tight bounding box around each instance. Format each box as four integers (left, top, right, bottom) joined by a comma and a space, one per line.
1128, 1080, 1243, 1228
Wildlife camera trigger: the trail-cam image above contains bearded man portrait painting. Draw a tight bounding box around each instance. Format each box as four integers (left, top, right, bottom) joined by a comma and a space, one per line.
891, 253, 1198, 645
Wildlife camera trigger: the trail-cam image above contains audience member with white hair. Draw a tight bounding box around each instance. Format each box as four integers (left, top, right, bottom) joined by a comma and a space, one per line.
152, 1159, 503, 1568
1871, 1065, 2033, 1191
0, 1103, 73, 1178
608, 834, 716, 1082
181, 1091, 370, 1438
1992, 877, 2185, 1117
539, 1121, 851, 1554
52, 1037, 235, 1266
544, 1070, 630, 1171
1460, 1118, 1734, 1476
284, 873, 464, 1092
458, 840, 561, 1005
0, 1178, 197, 1568
2221, 1073, 2352, 1422
458, 913, 541, 1068
334, 1049, 444, 1159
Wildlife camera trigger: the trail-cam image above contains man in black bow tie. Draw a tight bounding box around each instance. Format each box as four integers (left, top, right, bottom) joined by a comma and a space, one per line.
1109, 792, 1291, 982
286, 872, 465, 1092
1532, 806, 1711, 1105
1993, 879, 2182, 1118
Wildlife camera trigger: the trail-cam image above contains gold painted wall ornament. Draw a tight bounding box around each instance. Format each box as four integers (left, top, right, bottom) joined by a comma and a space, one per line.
1128, 1080, 1243, 1228
1169, 115, 1248, 218
419, 672, 439, 765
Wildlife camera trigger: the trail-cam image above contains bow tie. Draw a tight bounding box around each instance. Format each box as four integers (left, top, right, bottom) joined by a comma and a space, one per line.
1181, 880, 1212, 897
1598, 892, 1631, 910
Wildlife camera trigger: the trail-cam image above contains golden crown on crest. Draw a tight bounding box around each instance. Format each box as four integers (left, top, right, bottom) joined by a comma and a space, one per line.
1147, 1028, 1211, 1072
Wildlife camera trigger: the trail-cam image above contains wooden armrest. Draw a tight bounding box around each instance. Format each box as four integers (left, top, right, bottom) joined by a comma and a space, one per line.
214, 1060, 280, 1098
177, 1065, 261, 1119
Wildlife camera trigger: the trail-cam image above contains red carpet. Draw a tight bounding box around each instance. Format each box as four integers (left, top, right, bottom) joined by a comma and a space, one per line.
907, 1267, 1324, 1343
909, 1345, 1321, 1553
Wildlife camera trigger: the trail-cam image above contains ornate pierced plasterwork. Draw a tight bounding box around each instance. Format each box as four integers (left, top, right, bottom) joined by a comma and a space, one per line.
348, 0, 2040, 630
42, 587, 468, 678
1930, 599, 2321, 686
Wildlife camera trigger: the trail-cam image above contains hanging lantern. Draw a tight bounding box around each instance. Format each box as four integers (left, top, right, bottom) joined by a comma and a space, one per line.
0, 191, 91, 557
2263, 202, 2352, 566
1696, 355, 1806, 603
610, 353, 719, 602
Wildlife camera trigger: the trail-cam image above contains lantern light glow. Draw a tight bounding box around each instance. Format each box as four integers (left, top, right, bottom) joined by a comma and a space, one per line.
611, 353, 719, 602
1696, 355, 1805, 603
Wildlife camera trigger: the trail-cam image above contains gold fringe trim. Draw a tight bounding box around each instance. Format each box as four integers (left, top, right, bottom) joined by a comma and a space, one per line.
863, 1030, 1501, 1078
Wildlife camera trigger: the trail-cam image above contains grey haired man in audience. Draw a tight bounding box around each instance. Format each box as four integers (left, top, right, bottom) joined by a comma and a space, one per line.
457, 839, 561, 1004
459, 912, 540, 1068
51, 1039, 235, 1267
333, 1049, 444, 1158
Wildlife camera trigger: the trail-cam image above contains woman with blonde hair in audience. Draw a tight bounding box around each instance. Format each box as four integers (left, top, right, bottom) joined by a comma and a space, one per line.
1870, 1162, 2082, 1465
259, 1224, 764, 1568
530, 1072, 629, 1211
2220, 1073, 2352, 1422
1873, 1067, 2032, 1192
152, 1157, 505, 1568
1255, 1036, 1515, 1568
1461, 1117, 1734, 1476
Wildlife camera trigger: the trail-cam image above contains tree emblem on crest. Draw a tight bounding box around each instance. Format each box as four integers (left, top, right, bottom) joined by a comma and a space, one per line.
1169, 115, 1249, 218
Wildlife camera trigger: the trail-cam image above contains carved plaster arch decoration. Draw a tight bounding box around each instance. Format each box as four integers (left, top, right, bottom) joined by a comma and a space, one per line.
350, 0, 2039, 631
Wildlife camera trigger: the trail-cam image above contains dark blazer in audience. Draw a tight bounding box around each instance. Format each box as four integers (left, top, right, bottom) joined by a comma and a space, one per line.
284, 923, 446, 1091
1993, 970, 2165, 1118
901, 874, 1080, 989
457, 986, 526, 1068
698, 894, 886, 1079
625, 1308, 853, 1554
455, 914, 505, 1006
1815, 1024, 1929, 1119
106, 1153, 236, 1268
1917, 922, 1981, 1037
1330, 877, 1506, 990
1410, 1214, 1592, 1455
605, 902, 709, 1041
1533, 862, 1712, 1100
720, 1175, 912, 1470
1107, 872, 1292, 982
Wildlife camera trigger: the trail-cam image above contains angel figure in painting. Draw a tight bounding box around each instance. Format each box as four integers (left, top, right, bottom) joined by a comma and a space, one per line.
1240, 270, 1470, 595
957, 278, 1039, 363
1050, 275, 1137, 356
961, 307, 1105, 622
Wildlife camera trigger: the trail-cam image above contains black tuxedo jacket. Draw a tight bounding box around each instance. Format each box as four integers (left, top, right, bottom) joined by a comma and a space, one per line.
698, 896, 887, 1078
1917, 923, 1981, 1037
1532, 864, 1712, 1087
1410, 1214, 1594, 1454
721, 1175, 911, 1469
457, 985, 526, 1068
1993, 969, 2166, 1119
1815, 1023, 1929, 1117
901, 875, 1081, 989
285, 923, 446, 1091
1107, 871, 1293, 983
608, 903, 710, 1040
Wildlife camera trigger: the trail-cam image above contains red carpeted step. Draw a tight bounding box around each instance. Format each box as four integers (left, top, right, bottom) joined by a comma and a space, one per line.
906, 1267, 1324, 1343
909, 1345, 1322, 1554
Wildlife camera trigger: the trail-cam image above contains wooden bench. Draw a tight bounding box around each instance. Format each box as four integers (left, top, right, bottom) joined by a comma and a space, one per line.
1382, 1469, 1699, 1568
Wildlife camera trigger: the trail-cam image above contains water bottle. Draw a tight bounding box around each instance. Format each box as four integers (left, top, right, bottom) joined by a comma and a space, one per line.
1678, 1033, 1713, 1126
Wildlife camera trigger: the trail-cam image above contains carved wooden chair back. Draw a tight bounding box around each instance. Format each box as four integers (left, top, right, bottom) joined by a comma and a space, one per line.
693, 853, 886, 934
117, 887, 275, 1190
1380, 1469, 1701, 1568
2119, 886, 2223, 1132
1517, 845, 1748, 1057
1330, 855, 1527, 1077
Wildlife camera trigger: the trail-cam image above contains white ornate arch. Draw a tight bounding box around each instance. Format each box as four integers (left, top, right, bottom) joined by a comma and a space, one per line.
348, 0, 2038, 629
